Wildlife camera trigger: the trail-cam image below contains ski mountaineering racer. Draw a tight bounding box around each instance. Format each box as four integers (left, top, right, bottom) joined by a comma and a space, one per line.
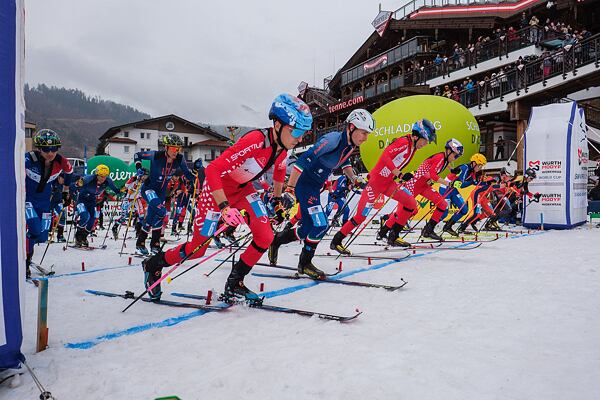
141, 93, 312, 303
267, 109, 375, 278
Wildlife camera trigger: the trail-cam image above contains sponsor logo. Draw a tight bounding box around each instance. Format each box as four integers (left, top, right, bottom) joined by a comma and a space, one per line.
230, 143, 261, 162
328, 96, 364, 114
528, 160, 540, 171
577, 148, 589, 165
540, 193, 562, 206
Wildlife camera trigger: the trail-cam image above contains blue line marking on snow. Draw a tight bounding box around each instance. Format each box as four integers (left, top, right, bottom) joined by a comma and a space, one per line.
65, 232, 544, 349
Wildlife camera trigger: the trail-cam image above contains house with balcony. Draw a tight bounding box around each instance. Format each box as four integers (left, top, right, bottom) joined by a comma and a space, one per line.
301, 0, 600, 172
98, 114, 228, 164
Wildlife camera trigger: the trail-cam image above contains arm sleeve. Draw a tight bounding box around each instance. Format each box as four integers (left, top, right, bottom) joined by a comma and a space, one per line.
107, 177, 120, 194
428, 154, 445, 182
295, 133, 340, 172
385, 137, 410, 171
205, 130, 264, 191
134, 151, 153, 169
178, 155, 196, 183
60, 156, 74, 186
272, 153, 287, 184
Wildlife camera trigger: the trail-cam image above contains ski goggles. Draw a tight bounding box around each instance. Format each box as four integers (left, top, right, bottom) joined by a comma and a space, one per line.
166, 145, 181, 153
290, 126, 307, 139
40, 146, 60, 153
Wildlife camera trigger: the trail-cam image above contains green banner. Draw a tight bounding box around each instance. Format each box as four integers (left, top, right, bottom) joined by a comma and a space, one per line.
86, 155, 150, 189
360, 95, 481, 176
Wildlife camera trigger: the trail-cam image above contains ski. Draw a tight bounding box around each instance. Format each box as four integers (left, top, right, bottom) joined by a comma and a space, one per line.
118, 252, 147, 258
250, 271, 407, 291
423, 236, 499, 243
354, 242, 444, 249
66, 244, 106, 251
171, 292, 362, 322
85, 290, 228, 311
31, 263, 55, 276
254, 262, 342, 276
315, 252, 411, 261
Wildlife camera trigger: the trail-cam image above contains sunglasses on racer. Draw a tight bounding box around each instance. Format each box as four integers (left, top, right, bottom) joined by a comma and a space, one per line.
40, 146, 60, 153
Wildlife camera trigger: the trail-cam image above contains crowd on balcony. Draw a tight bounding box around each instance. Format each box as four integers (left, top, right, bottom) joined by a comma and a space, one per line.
430, 19, 595, 108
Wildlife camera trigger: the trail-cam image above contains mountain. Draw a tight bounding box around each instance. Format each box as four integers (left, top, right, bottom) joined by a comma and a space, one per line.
25, 84, 151, 158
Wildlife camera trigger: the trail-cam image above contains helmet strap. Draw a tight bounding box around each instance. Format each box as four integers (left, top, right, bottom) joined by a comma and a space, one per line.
273, 121, 284, 149
348, 124, 358, 147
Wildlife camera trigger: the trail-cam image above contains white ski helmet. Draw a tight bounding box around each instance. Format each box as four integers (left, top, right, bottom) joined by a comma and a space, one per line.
345, 109, 375, 133
445, 138, 464, 156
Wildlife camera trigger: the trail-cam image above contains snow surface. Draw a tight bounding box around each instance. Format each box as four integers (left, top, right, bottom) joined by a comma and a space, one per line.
4, 224, 600, 399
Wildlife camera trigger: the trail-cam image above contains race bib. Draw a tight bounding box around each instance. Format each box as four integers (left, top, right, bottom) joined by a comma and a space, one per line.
41, 212, 52, 231
308, 205, 327, 227
361, 202, 374, 217
76, 203, 87, 214
246, 193, 268, 218
145, 190, 158, 201
200, 210, 221, 237
25, 202, 37, 220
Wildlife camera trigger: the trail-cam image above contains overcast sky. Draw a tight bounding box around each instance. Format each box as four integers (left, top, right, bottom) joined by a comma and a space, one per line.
26, 0, 403, 126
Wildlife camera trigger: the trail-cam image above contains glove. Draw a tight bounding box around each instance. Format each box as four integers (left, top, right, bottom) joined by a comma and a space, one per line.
137, 168, 145, 177
272, 197, 286, 224
452, 181, 462, 189
450, 167, 461, 174
399, 172, 413, 182
352, 176, 366, 189
221, 206, 245, 227
534, 192, 541, 200
284, 186, 296, 205
62, 191, 70, 206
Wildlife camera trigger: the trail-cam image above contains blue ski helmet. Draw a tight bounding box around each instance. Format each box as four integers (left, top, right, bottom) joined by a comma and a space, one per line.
412, 119, 437, 144
269, 94, 313, 138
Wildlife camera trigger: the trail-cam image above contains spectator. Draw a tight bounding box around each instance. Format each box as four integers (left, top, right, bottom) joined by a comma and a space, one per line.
451, 86, 460, 102
495, 136, 506, 160
520, 12, 529, 29
588, 181, 600, 201
542, 51, 552, 77
442, 85, 452, 98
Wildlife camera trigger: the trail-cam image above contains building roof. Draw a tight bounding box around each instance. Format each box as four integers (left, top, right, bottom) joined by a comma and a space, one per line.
99, 114, 228, 142
192, 139, 229, 148
106, 137, 138, 144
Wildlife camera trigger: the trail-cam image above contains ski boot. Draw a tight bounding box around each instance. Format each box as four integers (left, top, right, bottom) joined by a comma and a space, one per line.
330, 231, 351, 255
421, 220, 444, 241
221, 260, 262, 305
142, 251, 169, 301
386, 224, 411, 247
111, 224, 120, 240
457, 223, 467, 234
268, 228, 297, 265
298, 247, 326, 279
377, 225, 390, 241
470, 222, 479, 232
150, 230, 162, 254
442, 221, 459, 237
213, 236, 225, 249
136, 230, 149, 255
75, 228, 89, 247
56, 226, 66, 242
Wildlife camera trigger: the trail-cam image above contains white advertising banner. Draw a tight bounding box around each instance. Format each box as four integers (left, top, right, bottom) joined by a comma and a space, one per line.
523, 102, 588, 229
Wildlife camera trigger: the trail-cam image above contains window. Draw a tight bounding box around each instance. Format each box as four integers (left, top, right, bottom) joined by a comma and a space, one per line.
123, 131, 129, 138
141, 132, 145, 139
124, 145, 130, 153
184, 136, 189, 146
147, 132, 151, 140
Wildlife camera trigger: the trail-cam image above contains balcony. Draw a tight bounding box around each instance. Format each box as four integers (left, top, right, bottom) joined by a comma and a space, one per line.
341, 36, 430, 86
453, 34, 600, 116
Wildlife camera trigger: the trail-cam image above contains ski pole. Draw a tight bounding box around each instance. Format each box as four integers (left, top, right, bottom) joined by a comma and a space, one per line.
119, 182, 142, 256
62, 207, 77, 251
168, 231, 252, 280
401, 185, 456, 240
324, 189, 360, 237
122, 223, 230, 313
337, 189, 399, 259
99, 200, 119, 249
39, 206, 66, 265
186, 174, 199, 242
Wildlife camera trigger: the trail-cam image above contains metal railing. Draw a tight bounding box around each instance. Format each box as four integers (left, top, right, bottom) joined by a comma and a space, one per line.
451, 34, 599, 109
341, 36, 430, 86
405, 26, 561, 85
393, 0, 520, 20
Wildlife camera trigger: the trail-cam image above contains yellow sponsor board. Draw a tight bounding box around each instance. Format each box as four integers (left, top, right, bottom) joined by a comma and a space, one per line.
360, 95, 481, 177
